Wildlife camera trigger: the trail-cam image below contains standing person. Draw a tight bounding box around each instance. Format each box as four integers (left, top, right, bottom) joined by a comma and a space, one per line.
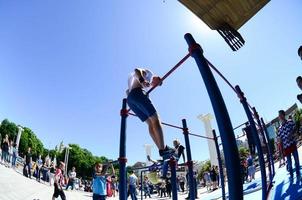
159, 181, 166, 198
66, 167, 77, 190
8, 140, 13, 166
92, 162, 115, 200
210, 166, 218, 190
36, 155, 43, 182
276, 135, 286, 168
1, 134, 9, 166
215, 166, 219, 187
126, 68, 173, 159
23, 147, 32, 178
247, 155, 256, 182
106, 175, 113, 197
128, 170, 138, 200
52, 162, 66, 200
143, 176, 152, 198
49, 162, 56, 186
11, 143, 18, 169
179, 174, 186, 193
203, 171, 211, 191
278, 110, 301, 178
176, 175, 180, 192
165, 178, 172, 198
111, 175, 117, 197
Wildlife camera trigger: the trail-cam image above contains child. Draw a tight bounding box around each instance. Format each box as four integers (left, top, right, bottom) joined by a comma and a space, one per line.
92, 162, 115, 200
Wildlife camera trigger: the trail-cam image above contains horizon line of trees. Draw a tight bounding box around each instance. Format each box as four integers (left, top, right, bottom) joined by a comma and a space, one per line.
0, 118, 114, 179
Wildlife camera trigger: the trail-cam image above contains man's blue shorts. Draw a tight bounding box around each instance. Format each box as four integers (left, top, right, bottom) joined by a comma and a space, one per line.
127, 87, 157, 122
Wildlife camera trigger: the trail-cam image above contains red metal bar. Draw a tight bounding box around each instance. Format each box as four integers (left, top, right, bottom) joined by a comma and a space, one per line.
146, 53, 190, 95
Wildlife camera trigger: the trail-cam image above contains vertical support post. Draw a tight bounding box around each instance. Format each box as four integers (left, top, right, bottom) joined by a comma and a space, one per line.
235, 85, 267, 200
213, 130, 226, 200
119, 98, 128, 200
182, 119, 195, 200
169, 158, 178, 200
253, 107, 273, 184
261, 117, 275, 176
184, 33, 243, 200
141, 170, 143, 200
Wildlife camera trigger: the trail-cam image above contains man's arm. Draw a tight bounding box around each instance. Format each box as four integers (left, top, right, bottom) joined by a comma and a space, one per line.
181, 151, 186, 164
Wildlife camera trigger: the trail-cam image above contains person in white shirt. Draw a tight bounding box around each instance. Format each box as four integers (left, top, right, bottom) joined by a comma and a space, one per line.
66, 166, 77, 190
127, 68, 173, 158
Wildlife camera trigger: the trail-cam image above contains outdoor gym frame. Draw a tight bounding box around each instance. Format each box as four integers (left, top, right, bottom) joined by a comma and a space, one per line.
119, 33, 274, 200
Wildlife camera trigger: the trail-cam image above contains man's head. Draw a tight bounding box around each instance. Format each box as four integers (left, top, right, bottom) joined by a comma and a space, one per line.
173, 139, 180, 147
278, 110, 286, 122
72, 167, 76, 171
298, 46, 302, 60
28, 147, 31, 152
296, 76, 302, 90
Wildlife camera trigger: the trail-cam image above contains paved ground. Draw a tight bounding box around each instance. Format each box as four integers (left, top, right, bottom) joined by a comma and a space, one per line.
1, 146, 302, 200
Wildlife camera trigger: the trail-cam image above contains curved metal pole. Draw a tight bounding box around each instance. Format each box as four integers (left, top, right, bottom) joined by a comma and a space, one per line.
235, 85, 267, 200
253, 108, 273, 184
184, 33, 243, 200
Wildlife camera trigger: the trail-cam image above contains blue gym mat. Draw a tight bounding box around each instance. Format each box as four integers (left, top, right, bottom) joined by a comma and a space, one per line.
202, 178, 262, 200
268, 166, 302, 200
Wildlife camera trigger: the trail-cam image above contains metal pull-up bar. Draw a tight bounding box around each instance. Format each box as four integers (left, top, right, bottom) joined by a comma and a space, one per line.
147, 53, 190, 95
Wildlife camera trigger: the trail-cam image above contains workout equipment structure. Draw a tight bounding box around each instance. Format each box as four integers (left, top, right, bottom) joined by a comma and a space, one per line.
119, 33, 274, 200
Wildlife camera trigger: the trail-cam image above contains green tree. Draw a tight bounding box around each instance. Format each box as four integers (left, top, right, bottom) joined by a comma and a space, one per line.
19, 127, 44, 158
238, 146, 249, 160
0, 119, 18, 142
198, 160, 211, 179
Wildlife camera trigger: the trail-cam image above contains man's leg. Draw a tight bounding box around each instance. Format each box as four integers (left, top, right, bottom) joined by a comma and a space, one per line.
293, 149, 301, 176
28, 164, 31, 178
130, 185, 135, 200
286, 154, 293, 177
146, 114, 165, 150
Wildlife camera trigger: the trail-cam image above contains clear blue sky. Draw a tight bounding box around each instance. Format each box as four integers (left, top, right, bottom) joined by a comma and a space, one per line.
0, 0, 301, 165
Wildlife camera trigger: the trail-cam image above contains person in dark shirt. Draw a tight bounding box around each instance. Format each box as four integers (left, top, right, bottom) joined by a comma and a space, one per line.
147, 139, 185, 179
278, 110, 300, 178
23, 147, 32, 178
1, 134, 9, 166
161, 139, 185, 179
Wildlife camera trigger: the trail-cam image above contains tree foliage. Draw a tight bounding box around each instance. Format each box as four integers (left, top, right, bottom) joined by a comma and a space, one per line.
238, 146, 249, 160
0, 119, 114, 179
198, 160, 211, 179
0, 119, 18, 142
